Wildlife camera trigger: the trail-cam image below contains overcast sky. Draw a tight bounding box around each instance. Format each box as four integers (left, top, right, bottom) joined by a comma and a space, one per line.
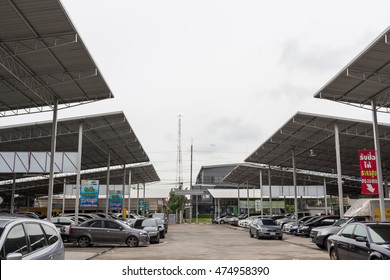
7, 0, 390, 189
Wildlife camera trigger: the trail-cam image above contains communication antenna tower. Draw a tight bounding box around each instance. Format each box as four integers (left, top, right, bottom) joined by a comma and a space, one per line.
176, 115, 183, 190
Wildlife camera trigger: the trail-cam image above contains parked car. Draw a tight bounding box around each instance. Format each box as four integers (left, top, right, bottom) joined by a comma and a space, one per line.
296, 215, 339, 237
328, 222, 390, 260
282, 216, 316, 234
310, 216, 371, 249
15, 211, 42, 219
153, 217, 166, 239
275, 212, 311, 227
133, 218, 160, 244
148, 213, 168, 233
238, 215, 260, 228
49, 216, 76, 242
68, 218, 149, 247
212, 214, 236, 224
0, 215, 65, 260
249, 218, 283, 240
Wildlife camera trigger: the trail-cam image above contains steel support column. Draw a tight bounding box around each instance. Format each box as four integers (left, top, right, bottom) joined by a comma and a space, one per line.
292, 149, 298, 223
105, 151, 111, 217
11, 173, 16, 213
268, 166, 272, 215
143, 183, 146, 216
128, 169, 132, 214
62, 178, 66, 215
246, 181, 250, 217
74, 122, 83, 224
47, 100, 58, 219
237, 183, 240, 215
122, 165, 126, 219
372, 100, 386, 221
324, 178, 328, 215
259, 170, 263, 218
137, 183, 140, 215
334, 123, 344, 217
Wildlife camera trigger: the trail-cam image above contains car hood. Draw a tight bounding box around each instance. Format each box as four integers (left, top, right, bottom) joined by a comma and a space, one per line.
371, 243, 390, 256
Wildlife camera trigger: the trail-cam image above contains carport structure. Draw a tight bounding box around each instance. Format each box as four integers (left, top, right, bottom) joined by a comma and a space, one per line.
244, 111, 390, 220
0, 1, 113, 217
314, 26, 390, 220
0, 164, 159, 216
223, 162, 361, 217
0, 111, 151, 219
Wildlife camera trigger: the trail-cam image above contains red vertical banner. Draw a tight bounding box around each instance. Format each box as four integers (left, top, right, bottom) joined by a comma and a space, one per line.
359, 150, 379, 195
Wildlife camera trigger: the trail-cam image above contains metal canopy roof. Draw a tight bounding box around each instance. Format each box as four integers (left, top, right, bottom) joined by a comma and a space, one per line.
223, 163, 361, 196
314, 26, 390, 111
0, 111, 149, 173
0, 0, 113, 115
245, 112, 390, 179
0, 164, 160, 197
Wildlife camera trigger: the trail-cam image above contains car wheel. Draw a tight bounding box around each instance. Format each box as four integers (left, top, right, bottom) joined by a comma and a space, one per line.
126, 236, 139, 247
160, 232, 165, 239
256, 231, 261, 239
155, 235, 160, 244
330, 248, 339, 260
220, 220, 225, 224
78, 236, 91, 248
316, 243, 324, 249
277, 236, 283, 240
249, 230, 254, 238
323, 236, 329, 251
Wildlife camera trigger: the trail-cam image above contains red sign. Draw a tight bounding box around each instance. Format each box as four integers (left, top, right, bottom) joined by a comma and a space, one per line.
359, 150, 379, 195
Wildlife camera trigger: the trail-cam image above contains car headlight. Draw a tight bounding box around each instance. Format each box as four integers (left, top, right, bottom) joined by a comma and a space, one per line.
139, 232, 147, 236
301, 226, 309, 230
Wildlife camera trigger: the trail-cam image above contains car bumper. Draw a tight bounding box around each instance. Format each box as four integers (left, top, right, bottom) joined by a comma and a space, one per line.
311, 235, 325, 246
257, 231, 283, 238
138, 235, 150, 246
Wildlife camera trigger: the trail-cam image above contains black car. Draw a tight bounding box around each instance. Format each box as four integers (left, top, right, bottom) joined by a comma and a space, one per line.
296, 215, 339, 237
133, 218, 160, 244
328, 222, 390, 260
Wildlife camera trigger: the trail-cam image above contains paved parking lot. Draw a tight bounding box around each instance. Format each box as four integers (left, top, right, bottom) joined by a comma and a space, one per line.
65, 224, 328, 260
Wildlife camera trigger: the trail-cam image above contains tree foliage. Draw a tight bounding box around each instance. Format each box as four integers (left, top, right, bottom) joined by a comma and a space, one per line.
167, 190, 187, 213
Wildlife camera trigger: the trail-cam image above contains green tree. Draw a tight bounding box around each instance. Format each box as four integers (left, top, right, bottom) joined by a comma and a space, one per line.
167, 190, 187, 213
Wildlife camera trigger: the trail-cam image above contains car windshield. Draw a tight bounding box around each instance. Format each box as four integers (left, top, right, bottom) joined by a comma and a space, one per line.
368, 225, 390, 243
333, 218, 348, 227
259, 219, 276, 226
142, 219, 157, 227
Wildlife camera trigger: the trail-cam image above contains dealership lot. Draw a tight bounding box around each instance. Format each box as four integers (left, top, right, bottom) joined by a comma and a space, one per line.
65, 224, 328, 260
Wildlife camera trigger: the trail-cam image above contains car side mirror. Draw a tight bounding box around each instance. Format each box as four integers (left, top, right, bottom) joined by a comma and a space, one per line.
355, 236, 367, 242
6, 253, 23, 260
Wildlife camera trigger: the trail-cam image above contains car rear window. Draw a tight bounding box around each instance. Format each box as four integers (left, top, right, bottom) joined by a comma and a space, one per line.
142, 219, 157, 227
42, 224, 59, 245
2, 224, 28, 257
24, 223, 47, 252
368, 225, 390, 243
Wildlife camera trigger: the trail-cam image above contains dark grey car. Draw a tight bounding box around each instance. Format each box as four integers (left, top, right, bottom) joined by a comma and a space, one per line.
133, 218, 160, 244
249, 218, 283, 240
0, 215, 65, 260
68, 218, 149, 247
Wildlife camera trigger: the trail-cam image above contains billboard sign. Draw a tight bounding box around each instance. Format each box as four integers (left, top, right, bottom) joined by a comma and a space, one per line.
80, 180, 99, 207
109, 192, 122, 210
359, 150, 379, 195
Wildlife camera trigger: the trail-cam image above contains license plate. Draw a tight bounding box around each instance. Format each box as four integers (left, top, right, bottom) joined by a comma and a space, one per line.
270, 232, 276, 235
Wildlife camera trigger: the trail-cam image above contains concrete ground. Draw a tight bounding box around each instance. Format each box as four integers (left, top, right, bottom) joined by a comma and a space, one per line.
65, 223, 329, 260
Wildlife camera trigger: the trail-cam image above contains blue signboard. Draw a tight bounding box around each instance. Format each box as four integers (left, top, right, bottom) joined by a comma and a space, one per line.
109, 192, 122, 210
80, 180, 99, 207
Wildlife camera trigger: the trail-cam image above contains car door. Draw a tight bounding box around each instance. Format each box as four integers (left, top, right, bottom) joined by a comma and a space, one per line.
86, 220, 107, 243
103, 221, 125, 244
335, 224, 355, 260
348, 224, 370, 260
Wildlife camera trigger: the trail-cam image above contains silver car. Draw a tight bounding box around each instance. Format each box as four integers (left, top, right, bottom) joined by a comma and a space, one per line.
68, 218, 149, 247
0, 215, 65, 260
249, 218, 283, 240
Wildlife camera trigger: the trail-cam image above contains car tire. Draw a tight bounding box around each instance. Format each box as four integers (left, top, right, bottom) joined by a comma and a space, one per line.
220, 220, 225, 224
277, 236, 283, 240
323, 236, 329, 251
329, 248, 339, 260
155, 235, 160, 244
160, 232, 165, 239
126, 236, 139, 247
256, 231, 261, 239
249, 230, 254, 238
78, 236, 91, 248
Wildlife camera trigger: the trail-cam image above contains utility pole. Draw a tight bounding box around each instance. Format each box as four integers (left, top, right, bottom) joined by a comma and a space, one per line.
189, 141, 193, 223
176, 115, 183, 223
